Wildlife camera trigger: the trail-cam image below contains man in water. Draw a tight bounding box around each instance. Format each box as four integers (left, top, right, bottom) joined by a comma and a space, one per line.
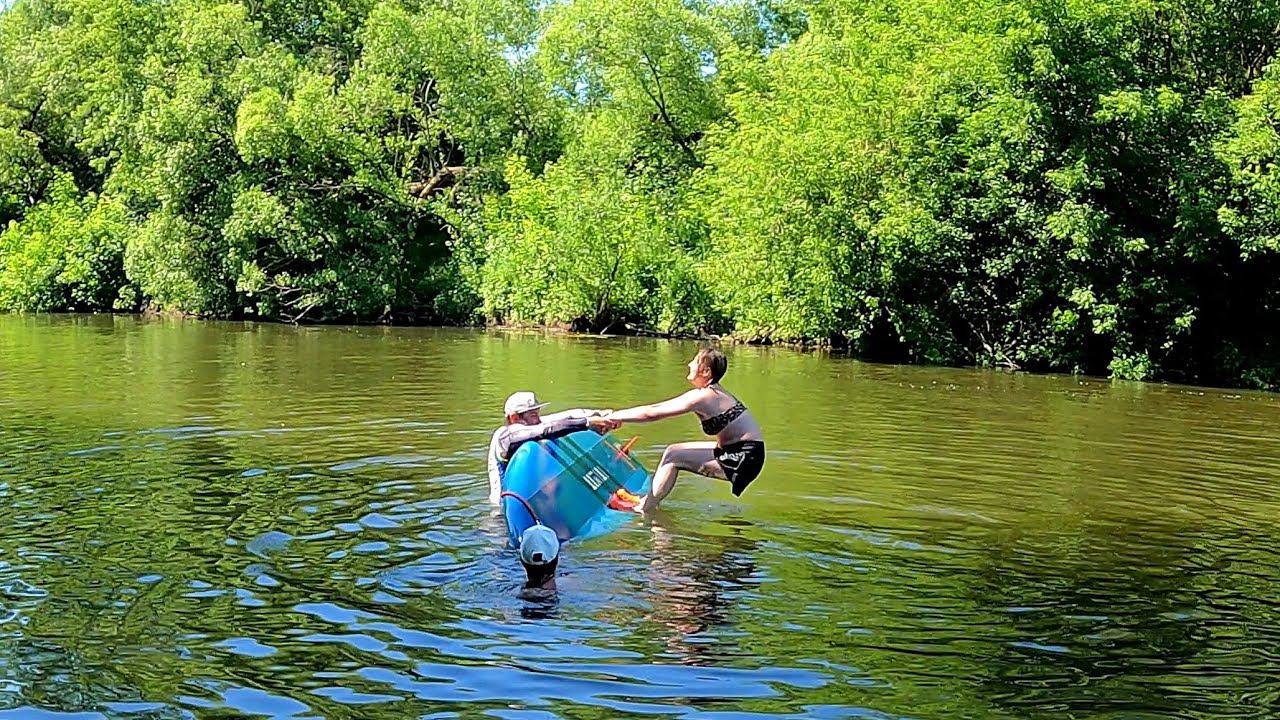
517, 523, 560, 592
489, 391, 621, 592
487, 391, 616, 504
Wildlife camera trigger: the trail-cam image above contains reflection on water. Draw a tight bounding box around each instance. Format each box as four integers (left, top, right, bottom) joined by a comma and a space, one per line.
1, 314, 1279, 718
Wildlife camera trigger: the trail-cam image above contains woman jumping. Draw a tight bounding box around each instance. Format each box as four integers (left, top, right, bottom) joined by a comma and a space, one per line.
605, 348, 765, 513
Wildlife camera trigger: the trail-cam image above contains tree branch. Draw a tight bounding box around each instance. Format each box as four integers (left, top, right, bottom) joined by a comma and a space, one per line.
638, 49, 698, 161
408, 165, 470, 199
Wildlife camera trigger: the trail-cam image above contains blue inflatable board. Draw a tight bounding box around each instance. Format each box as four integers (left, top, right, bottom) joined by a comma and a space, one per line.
501, 431, 650, 544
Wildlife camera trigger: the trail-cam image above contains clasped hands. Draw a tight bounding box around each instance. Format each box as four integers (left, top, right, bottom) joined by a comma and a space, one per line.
586, 409, 620, 434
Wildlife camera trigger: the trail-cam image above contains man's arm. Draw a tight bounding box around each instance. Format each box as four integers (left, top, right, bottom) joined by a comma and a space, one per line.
495, 415, 592, 461
542, 408, 607, 422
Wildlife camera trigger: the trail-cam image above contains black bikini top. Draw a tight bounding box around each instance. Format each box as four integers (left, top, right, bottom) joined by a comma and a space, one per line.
701, 397, 747, 435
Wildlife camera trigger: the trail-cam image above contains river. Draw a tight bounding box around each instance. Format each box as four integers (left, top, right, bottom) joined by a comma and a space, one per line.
1, 314, 1278, 719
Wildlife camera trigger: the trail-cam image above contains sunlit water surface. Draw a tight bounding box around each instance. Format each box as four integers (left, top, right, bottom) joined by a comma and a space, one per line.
1, 315, 1279, 719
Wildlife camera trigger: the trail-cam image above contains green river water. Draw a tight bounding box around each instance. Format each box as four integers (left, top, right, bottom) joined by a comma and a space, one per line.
1, 314, 1279, 719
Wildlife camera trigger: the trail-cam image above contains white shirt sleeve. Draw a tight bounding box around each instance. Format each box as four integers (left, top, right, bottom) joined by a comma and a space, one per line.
487, 428, 505, 504
541, 408, 592, 422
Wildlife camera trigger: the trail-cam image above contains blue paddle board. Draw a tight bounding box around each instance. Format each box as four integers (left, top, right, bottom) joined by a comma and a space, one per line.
500, 431, 650, 544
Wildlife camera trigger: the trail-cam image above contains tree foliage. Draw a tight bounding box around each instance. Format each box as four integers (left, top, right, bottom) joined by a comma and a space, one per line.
4, 0, 1280, 387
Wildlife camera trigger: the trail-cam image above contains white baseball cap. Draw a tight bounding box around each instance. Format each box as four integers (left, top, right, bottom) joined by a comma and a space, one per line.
519, 524, 560, 566
504, 391, 550, 417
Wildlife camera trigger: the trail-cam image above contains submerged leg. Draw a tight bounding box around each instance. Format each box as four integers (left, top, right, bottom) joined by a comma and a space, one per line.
636, 441, 723, 513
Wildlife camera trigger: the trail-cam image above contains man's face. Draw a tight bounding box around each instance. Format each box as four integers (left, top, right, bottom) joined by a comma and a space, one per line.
517, 408, 541, 425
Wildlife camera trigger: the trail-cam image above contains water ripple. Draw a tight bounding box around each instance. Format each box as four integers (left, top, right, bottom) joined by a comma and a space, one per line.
2, 317, 1280, 719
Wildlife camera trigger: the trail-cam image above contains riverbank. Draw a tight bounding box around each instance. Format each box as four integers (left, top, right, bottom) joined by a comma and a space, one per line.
13, 309, 1279, 397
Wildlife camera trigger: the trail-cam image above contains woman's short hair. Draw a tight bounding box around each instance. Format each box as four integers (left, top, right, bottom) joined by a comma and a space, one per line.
697, 348, 728, 383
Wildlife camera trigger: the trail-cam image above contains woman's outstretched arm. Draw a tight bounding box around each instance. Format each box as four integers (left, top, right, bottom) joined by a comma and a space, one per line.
607, 390, 703, 424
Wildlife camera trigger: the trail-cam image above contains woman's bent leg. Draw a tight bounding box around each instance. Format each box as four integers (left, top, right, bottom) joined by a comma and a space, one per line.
638, 441, 722, 512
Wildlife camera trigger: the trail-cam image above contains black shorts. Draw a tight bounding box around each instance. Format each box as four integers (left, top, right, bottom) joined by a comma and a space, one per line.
714, 441, 766, 496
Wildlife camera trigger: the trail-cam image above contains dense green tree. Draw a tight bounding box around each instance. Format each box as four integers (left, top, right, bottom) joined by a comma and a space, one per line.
1, 0, 557, 322
450, 0, 729, 333
1215, 60, 1280, 388
696, 0, 1280, 383
0, 176, 129, 310
5, 0, 1280, 388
